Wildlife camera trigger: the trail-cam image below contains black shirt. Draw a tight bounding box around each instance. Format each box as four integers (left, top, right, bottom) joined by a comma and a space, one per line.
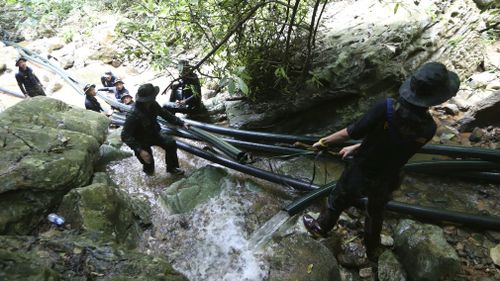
170, 74, 202, 109
347, 98, 436, 177
121, 102, 184, 152
85, 95, 104, 113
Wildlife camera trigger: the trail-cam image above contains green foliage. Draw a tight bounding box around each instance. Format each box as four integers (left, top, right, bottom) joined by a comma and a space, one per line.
116, 0, 318, 99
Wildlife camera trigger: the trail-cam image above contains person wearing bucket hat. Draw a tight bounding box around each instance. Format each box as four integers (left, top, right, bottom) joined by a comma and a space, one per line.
121, 83, 190, 176
15, 57, 46, 98
101, 70, 116, 87
83, 84, 105, 113
120, 93, 134, 105
98, 78, 129, 101
302, 62, 460, 261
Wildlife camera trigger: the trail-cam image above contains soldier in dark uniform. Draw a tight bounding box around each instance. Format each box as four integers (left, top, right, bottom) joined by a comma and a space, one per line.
83, 84, 105, 113
15, 57, 46, 98
303, 62, 460, 261
163, 62, 202, 115
101, 71, 116, 87
121, 83, 189, 176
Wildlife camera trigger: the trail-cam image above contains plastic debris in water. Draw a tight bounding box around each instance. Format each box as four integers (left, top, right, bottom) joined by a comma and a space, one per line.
47, 213, 65, 226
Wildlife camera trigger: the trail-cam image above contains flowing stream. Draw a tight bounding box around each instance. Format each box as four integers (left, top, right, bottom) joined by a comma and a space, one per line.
106, 146, 289, 281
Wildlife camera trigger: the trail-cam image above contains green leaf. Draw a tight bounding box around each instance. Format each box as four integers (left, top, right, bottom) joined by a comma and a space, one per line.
228, 79, 236, 95
394, 3, 400, 14
236, 77, 249, 95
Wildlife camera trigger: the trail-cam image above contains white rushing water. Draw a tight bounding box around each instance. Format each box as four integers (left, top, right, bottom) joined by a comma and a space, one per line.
153, 186, 270, 281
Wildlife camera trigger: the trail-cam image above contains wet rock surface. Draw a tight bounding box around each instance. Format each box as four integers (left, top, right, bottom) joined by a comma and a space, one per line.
394, 219, 460, 281
268, 233, 341, 281
160, 165, 229, 214
0, 231, 187, 281
378, 250, 407, 281
58, 182, 151, 248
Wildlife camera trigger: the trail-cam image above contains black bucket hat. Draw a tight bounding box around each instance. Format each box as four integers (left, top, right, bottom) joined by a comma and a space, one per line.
136, 83, 159, 102
15, 57, 27, 67
83, 84, 96, 94
120, 93, 133, 101
399, 62, 460, 107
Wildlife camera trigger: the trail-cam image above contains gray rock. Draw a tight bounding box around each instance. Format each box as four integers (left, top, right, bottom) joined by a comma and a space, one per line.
473, 0, 497, 9
160, 165, 229, 214
105, 127, 123, 148
378, 250, 407, 281
359, 267, 373, 279
491, 244, 500, 266
458, 90, 500, 131
0, 232, 187, 281
58, 183, 151, 248
394, 219, 460, 281
268, 233, 341, 281
0, 97, 109, 235
95, 144, 133, 166
469, 127, 485, 142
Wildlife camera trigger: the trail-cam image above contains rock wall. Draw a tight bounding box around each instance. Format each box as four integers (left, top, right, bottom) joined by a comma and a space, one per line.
225, 0, 487, 133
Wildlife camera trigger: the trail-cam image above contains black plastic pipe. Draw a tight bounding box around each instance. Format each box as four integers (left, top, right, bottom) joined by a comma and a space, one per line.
189, 126, 250, 163
175, 140, 317, 191
285, 182, 337, 216
182, 119, 500, 162
404, 160, 500, 172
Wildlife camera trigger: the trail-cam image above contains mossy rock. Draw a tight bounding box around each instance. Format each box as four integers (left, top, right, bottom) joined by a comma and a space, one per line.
161, 165, 229, 214
394, 219, 460, 281
268, 233, 341, 281
58, 183, 151, 248
0, 98, 110, 235
0, 232, 187, 281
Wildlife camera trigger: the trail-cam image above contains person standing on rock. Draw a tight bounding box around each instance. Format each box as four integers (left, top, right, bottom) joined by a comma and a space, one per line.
84, 84, 105, 113
121, 83, 189, 176
15, 57, 46, 98
303, 62, 460, 261
101, 71, 116, 87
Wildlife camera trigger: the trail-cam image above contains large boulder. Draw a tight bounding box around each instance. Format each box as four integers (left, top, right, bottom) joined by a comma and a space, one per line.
394, 219, 460, 281
160, 165, 229, 214
0, 232, 187, 281
58, 183, 151, 248
267, 233, 341, 281
226, 0, 486, 132
0, 97, 109, 234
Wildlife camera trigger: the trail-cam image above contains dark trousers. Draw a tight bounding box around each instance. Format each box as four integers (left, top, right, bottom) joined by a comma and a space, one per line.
26, 85, 46, 97
134, 133, 179, 174
318, 163, 400, 255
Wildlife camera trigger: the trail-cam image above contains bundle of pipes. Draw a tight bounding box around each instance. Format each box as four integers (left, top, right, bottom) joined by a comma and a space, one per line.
112, 116, 500, 231
112, 111, 500, 182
